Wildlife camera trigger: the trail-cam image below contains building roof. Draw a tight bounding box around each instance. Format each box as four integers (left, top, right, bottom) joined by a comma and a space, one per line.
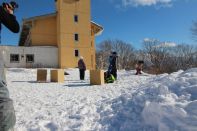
22, 13, 57, 22
19, 13, 104, 46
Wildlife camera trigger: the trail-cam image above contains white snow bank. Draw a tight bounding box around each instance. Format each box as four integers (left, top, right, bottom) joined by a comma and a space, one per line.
99, 68, 197, 131
7, 68, 150, 131
6, 68, 197, 131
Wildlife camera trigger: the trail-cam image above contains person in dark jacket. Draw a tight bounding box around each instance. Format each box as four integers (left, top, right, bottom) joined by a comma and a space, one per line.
0, 2, 19, 33
0, 2, 19, 131
78, 56, 86, 80
108, 52, 118, 80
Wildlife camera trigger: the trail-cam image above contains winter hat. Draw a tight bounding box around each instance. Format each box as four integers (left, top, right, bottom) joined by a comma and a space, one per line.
111, 51, 117, 55
10, 1, 18, 9
3, 1, 19, 11
80, 56, 84, 60
138, 60, 144, 64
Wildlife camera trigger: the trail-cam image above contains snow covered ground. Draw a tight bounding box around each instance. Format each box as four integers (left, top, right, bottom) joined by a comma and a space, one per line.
6, 68, 197, 131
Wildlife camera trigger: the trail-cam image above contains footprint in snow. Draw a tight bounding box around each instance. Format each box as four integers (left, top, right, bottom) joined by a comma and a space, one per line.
39, 121, 58, 131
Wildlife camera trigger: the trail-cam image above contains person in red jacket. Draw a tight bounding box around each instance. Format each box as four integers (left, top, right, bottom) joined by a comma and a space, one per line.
78, 56, 86, 80
135, 61, 144, 75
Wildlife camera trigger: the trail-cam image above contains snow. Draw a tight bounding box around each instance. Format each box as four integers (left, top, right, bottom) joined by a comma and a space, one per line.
6, 68, 197, 131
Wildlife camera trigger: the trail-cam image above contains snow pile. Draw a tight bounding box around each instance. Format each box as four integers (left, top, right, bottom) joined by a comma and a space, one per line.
6, 68, 197, 131
100, 69, 197, 131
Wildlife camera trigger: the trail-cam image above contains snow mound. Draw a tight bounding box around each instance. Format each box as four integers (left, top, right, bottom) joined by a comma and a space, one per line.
6, 68, 197, 131
99, 68, 197, 131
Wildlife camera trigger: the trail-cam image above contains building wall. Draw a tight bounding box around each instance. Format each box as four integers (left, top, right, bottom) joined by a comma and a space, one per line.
91, 34, 96, 69
56, 0, 96, 69
0, 46, 58, 68
31, 16, 57, 46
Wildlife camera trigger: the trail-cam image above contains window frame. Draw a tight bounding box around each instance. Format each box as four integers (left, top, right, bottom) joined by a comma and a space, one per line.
26, 54, 34, 63
10, 54, 20, 63
75, 33, 79, 41
74, 15, 78, 23
75, 49, 79, 57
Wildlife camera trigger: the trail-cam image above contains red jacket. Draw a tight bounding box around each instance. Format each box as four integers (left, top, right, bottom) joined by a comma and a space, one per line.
78, 59, 86, 70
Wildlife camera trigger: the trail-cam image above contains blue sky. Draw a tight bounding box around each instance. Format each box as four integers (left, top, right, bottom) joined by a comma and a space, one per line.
1, 0, 197, 49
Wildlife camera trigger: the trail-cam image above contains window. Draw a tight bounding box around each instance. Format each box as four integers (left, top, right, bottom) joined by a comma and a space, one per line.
10, 54, 19, 63
75, 33, 79, 41
74, 15, 78, 22
75, 50, 79, 57
26, 54, 34, 63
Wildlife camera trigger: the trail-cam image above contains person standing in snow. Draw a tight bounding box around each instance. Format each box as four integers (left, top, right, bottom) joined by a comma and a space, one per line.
108, 51, 118, 80
135, 61, 144, 75
78, 56, 86, 80
0, 2, 19, 131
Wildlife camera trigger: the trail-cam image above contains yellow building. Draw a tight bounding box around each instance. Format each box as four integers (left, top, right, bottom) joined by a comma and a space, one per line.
19, 0, 103, 69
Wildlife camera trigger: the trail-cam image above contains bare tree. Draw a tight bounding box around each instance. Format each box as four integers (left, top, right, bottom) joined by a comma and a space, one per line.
97, 39, 197, 73
112, 40, 135, 70
96, 40, 113, 69
142, 39, 170, 74
172, 44, 196, 70
96, 39, 135, 70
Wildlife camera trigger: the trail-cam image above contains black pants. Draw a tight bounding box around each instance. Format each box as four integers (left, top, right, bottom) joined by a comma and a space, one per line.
79, 69, 85, 80
135, 68, 142, 75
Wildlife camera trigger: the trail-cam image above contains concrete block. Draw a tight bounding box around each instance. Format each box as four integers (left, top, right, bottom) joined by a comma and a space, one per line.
51, 69, 64, 83
90, 70, 104, 85
37, 69, 47, 82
